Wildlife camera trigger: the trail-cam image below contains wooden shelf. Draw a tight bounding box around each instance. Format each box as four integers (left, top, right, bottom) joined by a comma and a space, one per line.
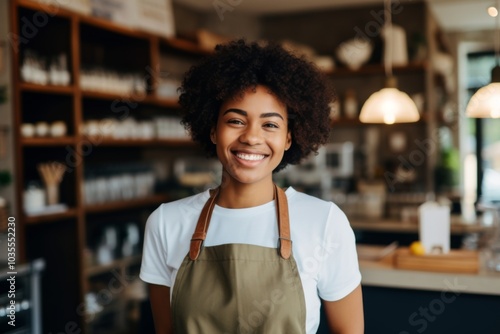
326, 62, 427, 77
81, 90, 146, 101
79, 12, 149, 40
145, 96, 180, 108
160, 36, 211, 56
82, 90, 180, 108
84, 194, 170, 214
15, 0, 75, 19
154, 138, 195, 146
19, 82, 74, 95
89, 138, 194, 147
85, 255, 142, 277
21, 136, 76, 146
24, 208, 78, 225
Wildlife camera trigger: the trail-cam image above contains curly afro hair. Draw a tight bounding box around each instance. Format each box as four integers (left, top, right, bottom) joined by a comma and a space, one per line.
178, 39, 333, 172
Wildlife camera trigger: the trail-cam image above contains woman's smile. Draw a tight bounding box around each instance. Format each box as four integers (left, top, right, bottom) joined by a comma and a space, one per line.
234, 152, 267, 161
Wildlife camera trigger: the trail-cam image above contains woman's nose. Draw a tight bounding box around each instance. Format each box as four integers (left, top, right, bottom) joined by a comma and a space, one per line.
239, 125, 263, 145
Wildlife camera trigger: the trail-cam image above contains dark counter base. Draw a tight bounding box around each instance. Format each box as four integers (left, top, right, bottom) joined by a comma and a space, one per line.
318, 285, 500, 334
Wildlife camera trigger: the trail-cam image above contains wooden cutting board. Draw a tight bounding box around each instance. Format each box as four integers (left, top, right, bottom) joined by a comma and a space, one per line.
394, 247, 480, 274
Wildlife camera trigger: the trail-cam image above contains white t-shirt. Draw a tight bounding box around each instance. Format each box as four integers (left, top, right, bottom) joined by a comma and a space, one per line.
140, 187, 361, 334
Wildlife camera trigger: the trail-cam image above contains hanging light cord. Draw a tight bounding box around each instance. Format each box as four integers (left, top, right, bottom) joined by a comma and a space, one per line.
384, 0, 393, 77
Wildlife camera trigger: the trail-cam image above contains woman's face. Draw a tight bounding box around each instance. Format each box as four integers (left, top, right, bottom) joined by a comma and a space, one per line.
211, 85, 292, 187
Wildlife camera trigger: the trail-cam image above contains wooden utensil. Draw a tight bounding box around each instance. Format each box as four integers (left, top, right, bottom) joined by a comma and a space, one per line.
37, 161, 66, 205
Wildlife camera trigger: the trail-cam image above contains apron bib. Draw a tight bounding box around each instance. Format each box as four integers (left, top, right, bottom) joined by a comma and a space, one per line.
171, 185, 307, 334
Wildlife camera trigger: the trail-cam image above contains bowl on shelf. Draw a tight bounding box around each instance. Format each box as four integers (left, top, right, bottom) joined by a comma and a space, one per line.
50, 121, 67, 137
21, 123, 35, 138
34, 121, 49, 137
335, 38, 373, 71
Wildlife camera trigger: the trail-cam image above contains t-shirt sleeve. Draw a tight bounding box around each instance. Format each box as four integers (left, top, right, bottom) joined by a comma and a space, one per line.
139, 205, 172, 287
317, 204, 362, 301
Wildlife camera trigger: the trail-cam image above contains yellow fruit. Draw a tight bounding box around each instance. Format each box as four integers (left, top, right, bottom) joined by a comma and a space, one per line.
409, 241, 426, 255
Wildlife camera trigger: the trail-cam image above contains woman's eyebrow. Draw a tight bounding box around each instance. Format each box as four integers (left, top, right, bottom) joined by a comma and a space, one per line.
260, 112, 284, 120
223, 108, 247, 116
222, 108, 248, 116
223, 108, 284, 120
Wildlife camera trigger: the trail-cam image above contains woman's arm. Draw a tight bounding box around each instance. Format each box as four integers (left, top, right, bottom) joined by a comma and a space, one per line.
149, 284, 174, 334
322, 284, 364, 334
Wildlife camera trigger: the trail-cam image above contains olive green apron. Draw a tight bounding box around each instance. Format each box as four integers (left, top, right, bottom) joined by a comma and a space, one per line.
171, 184, 307, 334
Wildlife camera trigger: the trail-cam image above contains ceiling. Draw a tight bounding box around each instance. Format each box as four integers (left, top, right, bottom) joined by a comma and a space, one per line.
173, 0, 496, 32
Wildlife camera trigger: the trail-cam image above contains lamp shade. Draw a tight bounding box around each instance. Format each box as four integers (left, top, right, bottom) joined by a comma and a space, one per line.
359, 87, 420, 124
466, 66, 500, 118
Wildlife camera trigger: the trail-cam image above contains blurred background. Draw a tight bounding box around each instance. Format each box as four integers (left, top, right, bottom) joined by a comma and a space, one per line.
0, 0, 499, 333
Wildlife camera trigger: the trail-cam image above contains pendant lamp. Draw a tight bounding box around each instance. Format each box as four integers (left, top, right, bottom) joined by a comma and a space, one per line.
466, 1, 500, 118
359, 0, 420, 124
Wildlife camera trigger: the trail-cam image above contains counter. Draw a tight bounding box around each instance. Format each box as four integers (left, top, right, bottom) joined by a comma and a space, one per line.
358, 245, 500, 296
351, 216, 492, 235
355, 245, 500, 333
351, 216, 494, 250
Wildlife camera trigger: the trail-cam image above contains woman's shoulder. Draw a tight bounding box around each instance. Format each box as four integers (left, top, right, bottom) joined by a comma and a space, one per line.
161, 189, 211, 211
146, 189, 211, 227
286, 187, 335, 211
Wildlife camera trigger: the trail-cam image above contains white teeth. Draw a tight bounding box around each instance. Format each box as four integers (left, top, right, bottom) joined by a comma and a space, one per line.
236, 153, 265, 161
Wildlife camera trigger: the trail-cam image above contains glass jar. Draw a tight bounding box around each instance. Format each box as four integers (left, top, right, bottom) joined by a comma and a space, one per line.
23, 181, 45, 214
480, 204, 500, 272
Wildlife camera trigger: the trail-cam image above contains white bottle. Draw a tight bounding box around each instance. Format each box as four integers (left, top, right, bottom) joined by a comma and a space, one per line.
23, 182, 46, 214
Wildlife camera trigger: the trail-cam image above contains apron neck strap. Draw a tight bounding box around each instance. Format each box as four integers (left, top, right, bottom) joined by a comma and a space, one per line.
275, 185, 292, 259
189, 187, 219, 260
189, 184, 292, 260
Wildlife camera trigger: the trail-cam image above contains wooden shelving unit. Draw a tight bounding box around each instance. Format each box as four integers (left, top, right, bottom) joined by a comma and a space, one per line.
81, 90, 180, 108
80, 90, 140, 101
84, 194, 170, 214
19, 82, 76, 94
321, 4, 445, 193
87, 138, 194, 147
9, 1, 205, 333
145, 96, 180, 108
24, 208, 78, 224
325, 61, 427, 77
21, 137, 77, 146
160, 36, 212, 56
85, 255, 142, 277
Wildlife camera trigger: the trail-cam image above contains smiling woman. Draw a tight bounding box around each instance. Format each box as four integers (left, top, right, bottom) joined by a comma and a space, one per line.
179, 39, 332, 172
140, 39, 364, 334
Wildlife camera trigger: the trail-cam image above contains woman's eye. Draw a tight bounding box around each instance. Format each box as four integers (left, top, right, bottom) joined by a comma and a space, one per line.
264, 123, 279, 129
228, 119, 244, 125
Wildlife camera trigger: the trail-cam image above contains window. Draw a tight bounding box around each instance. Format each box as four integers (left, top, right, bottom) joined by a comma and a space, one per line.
465, 51, 500, 205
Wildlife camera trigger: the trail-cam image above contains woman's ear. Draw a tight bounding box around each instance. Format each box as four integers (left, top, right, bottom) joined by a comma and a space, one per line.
285, 131, 292, 151
210, 128, 216, 144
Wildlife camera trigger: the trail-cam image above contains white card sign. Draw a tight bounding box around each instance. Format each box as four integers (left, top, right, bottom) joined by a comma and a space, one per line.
419, 201, 450, 254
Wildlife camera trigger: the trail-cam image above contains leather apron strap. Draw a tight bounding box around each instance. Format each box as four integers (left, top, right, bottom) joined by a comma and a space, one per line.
189, 184, 292, 260
189, 188, 219, 260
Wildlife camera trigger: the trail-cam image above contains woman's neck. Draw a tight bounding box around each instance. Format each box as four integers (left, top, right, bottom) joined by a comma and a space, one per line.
216, 175, 275, 209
